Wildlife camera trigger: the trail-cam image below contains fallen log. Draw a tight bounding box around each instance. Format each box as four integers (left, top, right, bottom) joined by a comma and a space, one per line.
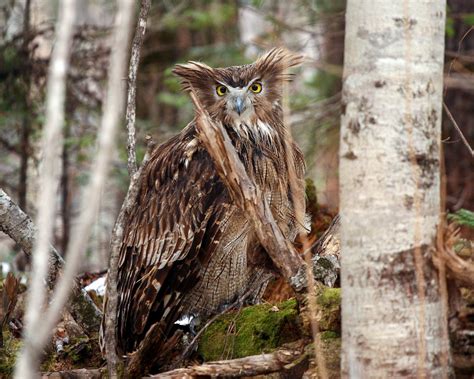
41, 368, 105, 379
150, 345, 305, 378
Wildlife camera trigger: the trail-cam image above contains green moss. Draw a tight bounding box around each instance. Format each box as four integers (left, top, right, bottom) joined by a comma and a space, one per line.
317, 287, 341, 308
0, 330, 22, 377
316, 286, 341, 332
320, 331, 339, 341
319, 333, 341, 377
305, 178, 318, 209
198, 298, 302, 361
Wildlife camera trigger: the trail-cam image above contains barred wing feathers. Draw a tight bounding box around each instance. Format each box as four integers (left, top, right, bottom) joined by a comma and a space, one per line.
116, 125, 229, 353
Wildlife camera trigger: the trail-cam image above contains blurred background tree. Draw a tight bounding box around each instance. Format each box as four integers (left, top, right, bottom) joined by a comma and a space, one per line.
444, 0, 474, 215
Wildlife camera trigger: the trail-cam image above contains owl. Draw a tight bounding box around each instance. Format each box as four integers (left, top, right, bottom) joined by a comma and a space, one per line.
109, 48, 306, 358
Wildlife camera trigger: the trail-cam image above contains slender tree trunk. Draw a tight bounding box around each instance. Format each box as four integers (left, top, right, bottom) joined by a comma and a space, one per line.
60, 126, 70, 254
19, 118, 29, 211
340, 1, 450, 377
19, 0, 31, 212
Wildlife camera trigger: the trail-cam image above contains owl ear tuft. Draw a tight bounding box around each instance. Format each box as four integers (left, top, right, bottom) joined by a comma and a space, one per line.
254, 47, 304, 81
172, 61, 215, 92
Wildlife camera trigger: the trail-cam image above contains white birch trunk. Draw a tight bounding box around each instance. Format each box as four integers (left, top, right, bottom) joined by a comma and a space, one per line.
340, 1, 450, 377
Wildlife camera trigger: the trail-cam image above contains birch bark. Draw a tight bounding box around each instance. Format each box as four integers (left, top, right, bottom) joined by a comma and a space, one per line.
340, 1, 450, 377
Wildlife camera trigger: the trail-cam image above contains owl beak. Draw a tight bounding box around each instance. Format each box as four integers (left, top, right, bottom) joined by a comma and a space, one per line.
234, 96, 245, 115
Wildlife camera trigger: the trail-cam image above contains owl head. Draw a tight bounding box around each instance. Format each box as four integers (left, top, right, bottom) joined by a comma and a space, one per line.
173, 48, 303, 129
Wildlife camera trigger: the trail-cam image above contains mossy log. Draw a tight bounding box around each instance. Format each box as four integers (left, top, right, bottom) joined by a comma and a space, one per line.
195, 285, 341, 377
198, 299, 302, 361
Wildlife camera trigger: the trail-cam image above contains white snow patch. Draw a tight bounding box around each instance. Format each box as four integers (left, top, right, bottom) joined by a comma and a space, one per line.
1, 262, 11, 275
84, 276, 106, 296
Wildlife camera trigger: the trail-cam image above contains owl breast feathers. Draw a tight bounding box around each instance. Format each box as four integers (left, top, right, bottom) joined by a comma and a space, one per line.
105, 48, 307, 355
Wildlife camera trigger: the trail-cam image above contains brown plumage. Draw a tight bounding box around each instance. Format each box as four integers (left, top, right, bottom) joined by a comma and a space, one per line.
107, 48, 306, 356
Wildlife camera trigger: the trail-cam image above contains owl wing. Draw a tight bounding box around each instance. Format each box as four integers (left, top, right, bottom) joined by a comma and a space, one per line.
116, 126, 230, 353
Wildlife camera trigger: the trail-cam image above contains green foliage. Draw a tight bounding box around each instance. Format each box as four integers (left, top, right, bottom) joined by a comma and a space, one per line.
448, 208, 474, 228
312, 0, 346, 12
157, 92, 189, 109
291, 71, 339, 112
320, 330, 339, 340
162, 3, 236, 31
462, 13, 474, 26
446, 16, 455, 38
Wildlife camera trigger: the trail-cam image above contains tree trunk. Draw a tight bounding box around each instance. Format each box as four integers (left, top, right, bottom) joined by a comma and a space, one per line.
340, 1, 450, 377
60, 127, 70, 254
18, 0, 32, 213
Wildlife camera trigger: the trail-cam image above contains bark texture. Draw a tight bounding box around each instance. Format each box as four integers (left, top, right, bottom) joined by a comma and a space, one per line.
125, 0, 151, 177
340, 1, 449, 377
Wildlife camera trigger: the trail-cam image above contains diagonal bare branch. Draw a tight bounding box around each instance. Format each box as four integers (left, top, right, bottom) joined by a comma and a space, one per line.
189, 90, 307, 291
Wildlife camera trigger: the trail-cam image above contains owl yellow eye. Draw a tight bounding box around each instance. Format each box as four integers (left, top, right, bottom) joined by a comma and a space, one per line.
250, 82, 262, 93
216, 85, 227, 96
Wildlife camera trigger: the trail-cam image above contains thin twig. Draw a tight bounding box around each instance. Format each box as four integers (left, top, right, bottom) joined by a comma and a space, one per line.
444, 25, 473, 96
443, 102, 474, 158
282, 80, 328, 379
14, 0, 77, 376
125, 0, 151, 176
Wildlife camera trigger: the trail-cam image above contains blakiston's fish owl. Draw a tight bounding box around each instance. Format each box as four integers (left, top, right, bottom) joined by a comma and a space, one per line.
108, 48, 306, 355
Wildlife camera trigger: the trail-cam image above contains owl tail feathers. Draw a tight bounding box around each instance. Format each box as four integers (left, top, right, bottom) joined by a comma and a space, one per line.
126, 321, 183, 377
99, 311, 183, 377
